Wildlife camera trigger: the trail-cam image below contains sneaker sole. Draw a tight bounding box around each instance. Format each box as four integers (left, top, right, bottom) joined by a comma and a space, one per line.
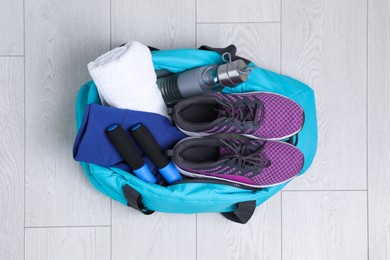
177, 126, 302, 141
173, 162, 299, 188
172, 137, 303, 188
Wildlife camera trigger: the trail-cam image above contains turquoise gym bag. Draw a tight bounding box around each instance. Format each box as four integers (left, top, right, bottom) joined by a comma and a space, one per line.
75, 46, 318, 224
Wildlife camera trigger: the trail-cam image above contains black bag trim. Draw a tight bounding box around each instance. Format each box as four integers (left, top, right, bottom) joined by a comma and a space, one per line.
123, 184, 154, 215
117, 43, 159, 52
198, 44, 237, 59
167, 107, 173, 116
221, 200, 257, 224
287, 133, 299, 146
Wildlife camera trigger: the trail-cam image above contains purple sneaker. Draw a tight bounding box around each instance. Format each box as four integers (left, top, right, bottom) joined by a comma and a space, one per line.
171, 92, 304, 140
171, 136, 304, 188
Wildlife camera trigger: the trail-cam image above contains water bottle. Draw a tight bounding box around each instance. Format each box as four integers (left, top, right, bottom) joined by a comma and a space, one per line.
157, 59, 249, 105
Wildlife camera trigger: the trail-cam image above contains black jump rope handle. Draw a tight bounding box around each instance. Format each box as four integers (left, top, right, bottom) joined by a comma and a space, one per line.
106, 124, 156, 184
130, 123, 182, 183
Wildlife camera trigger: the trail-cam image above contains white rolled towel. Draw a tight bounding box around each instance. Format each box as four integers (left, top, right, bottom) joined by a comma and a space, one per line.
87, 41, 168, 118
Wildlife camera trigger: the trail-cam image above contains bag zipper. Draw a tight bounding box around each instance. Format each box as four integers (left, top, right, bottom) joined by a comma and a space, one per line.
170, 176, 261, 191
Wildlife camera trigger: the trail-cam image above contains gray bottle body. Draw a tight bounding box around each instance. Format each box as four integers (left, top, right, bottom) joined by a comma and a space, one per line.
157, 65, 221, 105
157, 60, 248, 105
177, 65, 222, 97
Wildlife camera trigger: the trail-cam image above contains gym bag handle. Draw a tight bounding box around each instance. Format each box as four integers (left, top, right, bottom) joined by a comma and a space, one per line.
221, 200, 257, 224
124, 183, 256, 223
119, 43, 251, 65
198, 44, 251, 64
123, 184, 154, 215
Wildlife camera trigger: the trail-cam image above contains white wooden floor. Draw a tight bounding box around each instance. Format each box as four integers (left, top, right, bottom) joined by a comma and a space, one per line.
0, 0, 389, 259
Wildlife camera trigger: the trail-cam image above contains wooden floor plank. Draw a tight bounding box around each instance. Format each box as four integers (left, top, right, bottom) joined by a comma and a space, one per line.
25, 227, 110, 260
197, 0, 280, 23
111, 0, 195, 49
197, 194, 281, 260
282, 191, 367, 260
112, 202, 196, 260
368, 0, 390, 259
25, 0, 111, 226
0, 57, 24, 260
0, 0, 23, 55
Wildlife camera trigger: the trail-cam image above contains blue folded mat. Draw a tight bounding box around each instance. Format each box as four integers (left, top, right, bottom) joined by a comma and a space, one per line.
73, 104, 185, 181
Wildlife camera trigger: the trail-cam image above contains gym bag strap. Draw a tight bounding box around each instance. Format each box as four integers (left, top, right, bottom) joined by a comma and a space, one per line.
221, 200, 257, 224
123, 184, 154, 215
198, 44, 251, 65
120, 43, 251, 64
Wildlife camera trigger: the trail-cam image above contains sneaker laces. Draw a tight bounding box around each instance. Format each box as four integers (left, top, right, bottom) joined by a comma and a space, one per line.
215, 101, 264, 126
221, 140, 271, 171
